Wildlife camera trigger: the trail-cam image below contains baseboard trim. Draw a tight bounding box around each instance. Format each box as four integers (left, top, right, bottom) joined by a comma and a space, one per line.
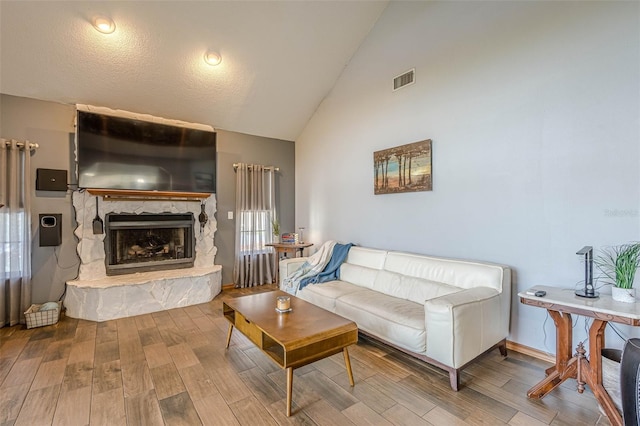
507, 340, 555, 363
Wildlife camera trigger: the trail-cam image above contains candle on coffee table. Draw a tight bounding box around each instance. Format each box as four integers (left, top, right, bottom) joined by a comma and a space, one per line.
277, 296, 291, 311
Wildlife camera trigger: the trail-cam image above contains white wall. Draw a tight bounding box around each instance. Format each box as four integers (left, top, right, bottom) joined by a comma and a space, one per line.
295, 1, 640, 352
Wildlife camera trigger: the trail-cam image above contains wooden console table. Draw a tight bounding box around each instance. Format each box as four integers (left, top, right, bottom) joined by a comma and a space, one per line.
265, 242, 313, 258
265, 242, 313, 284
519, 286, 640, 426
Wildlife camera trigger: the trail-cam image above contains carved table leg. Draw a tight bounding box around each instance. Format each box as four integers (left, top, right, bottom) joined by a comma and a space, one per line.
528, 310, 576, 398
575, 342, 586, 393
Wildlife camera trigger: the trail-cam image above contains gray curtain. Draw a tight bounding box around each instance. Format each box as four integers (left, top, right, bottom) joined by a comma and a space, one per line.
0, 139, 33, 327
233, 163, 277, 288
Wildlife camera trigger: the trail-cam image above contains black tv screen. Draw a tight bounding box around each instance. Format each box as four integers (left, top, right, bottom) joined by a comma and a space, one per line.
77, 110, 216, 193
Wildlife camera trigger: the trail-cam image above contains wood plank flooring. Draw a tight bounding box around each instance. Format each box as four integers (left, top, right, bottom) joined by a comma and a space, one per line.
0, 285, 612, 425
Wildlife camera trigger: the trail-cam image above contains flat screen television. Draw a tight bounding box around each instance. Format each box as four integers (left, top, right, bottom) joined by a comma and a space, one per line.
77, 110, 216, 193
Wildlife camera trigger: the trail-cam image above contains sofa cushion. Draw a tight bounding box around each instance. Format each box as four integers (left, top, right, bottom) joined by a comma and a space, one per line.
402, 275, 463, 304
371, 270, 463, 304
345, 247, 388, 269
296, 280, 364, 312
384, 252, 505, 292
335, 289, 426, 354
339, 263, 380, 289
370, 269, 402, 295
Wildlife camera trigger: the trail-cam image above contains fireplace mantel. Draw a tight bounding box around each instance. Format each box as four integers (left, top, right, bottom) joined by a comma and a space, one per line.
87, 188, 212, 201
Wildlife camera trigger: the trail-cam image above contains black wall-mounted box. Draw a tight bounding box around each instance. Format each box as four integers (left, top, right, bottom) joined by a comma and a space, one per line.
36, 168, 67, 191
39, 214, 62, 246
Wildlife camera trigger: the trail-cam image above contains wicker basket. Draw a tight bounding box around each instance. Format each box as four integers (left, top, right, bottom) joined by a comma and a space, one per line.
601, 348, 622, 415
24, 302, 61, 329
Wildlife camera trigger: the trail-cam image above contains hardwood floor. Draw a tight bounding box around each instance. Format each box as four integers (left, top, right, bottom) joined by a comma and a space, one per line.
1, 285, 611, 425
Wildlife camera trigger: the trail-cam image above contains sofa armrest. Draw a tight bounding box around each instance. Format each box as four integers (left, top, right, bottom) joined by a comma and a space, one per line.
425, 286, 507, 368
278, 257, 308, 288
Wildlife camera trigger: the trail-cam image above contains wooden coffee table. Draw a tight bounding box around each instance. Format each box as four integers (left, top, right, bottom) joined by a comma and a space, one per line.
223, 290, 358, 416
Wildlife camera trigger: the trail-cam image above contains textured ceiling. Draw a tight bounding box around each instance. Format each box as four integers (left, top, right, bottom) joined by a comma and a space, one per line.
0, 1, 387, 141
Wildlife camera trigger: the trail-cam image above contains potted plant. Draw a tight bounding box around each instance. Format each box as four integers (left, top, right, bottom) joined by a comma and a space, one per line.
595, 242, 640, 303
271, 218, 280, 243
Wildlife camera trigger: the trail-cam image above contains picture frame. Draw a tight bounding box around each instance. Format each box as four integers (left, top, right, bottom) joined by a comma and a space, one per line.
373, 139, 432, 194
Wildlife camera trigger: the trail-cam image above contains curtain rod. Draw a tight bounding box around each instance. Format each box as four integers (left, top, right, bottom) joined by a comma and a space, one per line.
2, 139, 39, 151
233, 163, 280, 172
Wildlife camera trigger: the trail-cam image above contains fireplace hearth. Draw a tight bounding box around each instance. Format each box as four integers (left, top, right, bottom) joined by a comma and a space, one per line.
105, 213, 195, 275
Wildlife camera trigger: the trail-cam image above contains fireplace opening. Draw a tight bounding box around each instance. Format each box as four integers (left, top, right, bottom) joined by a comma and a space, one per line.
105, 213, 195, 275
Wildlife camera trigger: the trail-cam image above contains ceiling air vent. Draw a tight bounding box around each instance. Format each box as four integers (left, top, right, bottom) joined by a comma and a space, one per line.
393, 68, 415, 91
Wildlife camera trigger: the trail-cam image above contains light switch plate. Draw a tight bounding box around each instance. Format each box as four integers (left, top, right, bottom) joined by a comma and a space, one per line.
228, 211, 233, 220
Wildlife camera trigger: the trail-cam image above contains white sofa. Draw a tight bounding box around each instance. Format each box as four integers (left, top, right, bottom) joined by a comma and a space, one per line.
279, 246, 511, 390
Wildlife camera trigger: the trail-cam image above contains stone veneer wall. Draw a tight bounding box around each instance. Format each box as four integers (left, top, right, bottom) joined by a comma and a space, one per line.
72, 190, 217, 280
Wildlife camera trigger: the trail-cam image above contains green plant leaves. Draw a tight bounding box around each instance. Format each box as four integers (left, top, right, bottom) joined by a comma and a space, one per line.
595, 243, 640, 289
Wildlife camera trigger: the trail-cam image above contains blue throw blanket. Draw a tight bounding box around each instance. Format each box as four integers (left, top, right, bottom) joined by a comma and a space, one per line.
298, 243, 354, 291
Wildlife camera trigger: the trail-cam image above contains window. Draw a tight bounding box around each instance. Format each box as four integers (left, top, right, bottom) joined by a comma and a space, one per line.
238, 210, 274, 254
1, 210, 26, 276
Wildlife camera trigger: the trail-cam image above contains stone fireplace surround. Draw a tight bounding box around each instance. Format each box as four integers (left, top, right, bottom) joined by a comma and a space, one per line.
65, 190, 221, 322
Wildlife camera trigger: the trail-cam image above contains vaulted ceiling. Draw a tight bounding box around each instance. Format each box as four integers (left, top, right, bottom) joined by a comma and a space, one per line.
0, 1, 388, 141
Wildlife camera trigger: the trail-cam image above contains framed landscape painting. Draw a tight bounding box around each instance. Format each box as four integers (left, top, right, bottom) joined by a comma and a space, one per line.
374, 139, 432, 195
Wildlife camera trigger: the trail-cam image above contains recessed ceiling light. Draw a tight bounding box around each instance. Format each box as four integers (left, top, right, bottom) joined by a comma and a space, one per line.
204, 51, 222, 66
92, 16, 116, 34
